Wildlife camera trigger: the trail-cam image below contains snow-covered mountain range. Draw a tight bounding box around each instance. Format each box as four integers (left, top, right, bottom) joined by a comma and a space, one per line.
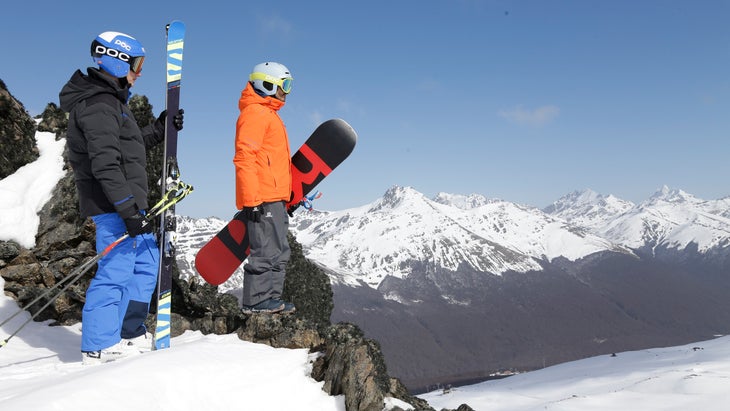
176, 185, 730, 292
290, 186, 627, 288
290, 185, 729, 288
547, 186, 730, 252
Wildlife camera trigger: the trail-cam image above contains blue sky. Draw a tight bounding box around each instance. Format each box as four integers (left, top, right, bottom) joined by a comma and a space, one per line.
2, 1, 728, 219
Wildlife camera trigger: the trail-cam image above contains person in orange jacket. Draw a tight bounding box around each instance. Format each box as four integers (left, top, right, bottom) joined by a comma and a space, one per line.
234, 61, 295, 314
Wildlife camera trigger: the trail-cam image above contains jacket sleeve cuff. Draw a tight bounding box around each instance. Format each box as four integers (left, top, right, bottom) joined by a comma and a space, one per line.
117, 203, 138, 219
153, 116, 165, 141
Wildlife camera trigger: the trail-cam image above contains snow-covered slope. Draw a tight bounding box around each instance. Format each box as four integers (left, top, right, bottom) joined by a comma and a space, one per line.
419, 335, 730, 411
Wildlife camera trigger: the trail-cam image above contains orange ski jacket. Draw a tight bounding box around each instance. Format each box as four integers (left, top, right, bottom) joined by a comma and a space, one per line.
233, 83, 292, 209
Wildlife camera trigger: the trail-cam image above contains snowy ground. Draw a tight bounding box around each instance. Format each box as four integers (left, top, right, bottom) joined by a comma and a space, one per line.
420, 336, 730, 410
0, 309, 345, 410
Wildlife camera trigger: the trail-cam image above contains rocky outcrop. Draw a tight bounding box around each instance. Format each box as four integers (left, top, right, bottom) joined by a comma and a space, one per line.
313, 322, 434, 411
0, 79, 39, 179
36, 102, 67, 137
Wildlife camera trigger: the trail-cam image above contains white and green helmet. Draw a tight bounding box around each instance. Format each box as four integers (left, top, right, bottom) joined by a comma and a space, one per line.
249, 62, 293, 96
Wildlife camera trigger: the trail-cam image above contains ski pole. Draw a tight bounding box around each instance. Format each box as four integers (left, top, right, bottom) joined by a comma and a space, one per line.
0, 248, 100, 329
1, 234, 128, 348
0, 182, 193, 348
0, 181, 193, 329
148, 181, 193, 217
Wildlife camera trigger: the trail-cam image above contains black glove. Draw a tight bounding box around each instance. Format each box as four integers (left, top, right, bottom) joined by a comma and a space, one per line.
172, 108, 184, 130
287, 203, 300, 217
243, 205, 262, 223
157, 109, 184, 131
123, 214, 153, 237
287, 191, 298, 217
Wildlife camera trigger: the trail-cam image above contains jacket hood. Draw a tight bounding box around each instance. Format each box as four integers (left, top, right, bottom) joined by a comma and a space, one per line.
59, 68, 129, 112
238, 82, 285, 113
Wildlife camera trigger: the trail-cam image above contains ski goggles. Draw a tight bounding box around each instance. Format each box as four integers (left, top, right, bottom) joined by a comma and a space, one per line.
250, 72, 293, 94
129, 56, 145, 74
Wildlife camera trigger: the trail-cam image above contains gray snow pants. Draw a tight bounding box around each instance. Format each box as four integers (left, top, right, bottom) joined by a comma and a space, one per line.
242, 201, 291, 306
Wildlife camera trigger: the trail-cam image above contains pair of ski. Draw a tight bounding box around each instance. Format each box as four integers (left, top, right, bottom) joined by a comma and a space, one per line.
158, 21, 358, 348
153, 20, 185, 350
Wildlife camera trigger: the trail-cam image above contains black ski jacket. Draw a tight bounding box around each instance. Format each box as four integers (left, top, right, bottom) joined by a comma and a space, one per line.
59, 68, 164, 219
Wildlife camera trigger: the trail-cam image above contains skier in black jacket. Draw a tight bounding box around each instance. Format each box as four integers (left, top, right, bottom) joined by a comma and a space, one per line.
59, 31, 183, 365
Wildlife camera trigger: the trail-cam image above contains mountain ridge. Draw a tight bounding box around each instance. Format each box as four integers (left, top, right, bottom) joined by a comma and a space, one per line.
177, 184, 730, 292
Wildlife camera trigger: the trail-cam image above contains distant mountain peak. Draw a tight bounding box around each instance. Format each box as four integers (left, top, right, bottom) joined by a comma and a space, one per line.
371, 185, 426, 211
432, 192, 493, 209
543, 189, 634, 230
544, 189, 601, 214
645, 185, 697, 205
383, 185, 416, 199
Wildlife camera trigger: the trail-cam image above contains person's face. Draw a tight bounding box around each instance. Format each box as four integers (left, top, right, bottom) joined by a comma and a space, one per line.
125, 56, 144, 87
273, 86, 287, 102
126, 68, 141, 87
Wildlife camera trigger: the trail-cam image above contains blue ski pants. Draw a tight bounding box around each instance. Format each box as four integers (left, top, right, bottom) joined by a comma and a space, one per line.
81, 213, 159, 352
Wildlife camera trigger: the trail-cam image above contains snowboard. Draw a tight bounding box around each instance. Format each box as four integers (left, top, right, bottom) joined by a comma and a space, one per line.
194, 118, 357, 286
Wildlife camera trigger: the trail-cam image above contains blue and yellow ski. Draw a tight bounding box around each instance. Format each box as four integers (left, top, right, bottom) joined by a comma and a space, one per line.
154, 20, 185, 350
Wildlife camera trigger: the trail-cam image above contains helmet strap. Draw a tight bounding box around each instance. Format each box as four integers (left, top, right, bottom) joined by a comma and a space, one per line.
252, 83, 270, 98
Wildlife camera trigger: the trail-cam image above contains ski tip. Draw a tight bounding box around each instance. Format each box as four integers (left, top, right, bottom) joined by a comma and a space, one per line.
167, 20, 186, 30
166, 20, 185, 36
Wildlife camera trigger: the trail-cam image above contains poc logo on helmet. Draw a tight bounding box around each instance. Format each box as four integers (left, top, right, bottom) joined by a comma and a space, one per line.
114, 39, 132, 51
94, 45, 131, 62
